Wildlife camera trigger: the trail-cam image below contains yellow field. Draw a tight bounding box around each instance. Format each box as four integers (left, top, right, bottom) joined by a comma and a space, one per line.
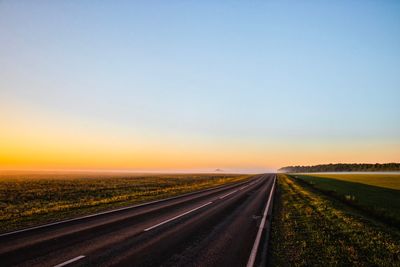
0, 172, 251, 232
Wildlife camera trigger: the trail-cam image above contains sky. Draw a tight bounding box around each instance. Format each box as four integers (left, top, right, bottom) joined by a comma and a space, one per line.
0, 1, 399, 173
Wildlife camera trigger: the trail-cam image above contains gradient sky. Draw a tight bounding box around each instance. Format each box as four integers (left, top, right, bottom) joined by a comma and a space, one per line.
1, 1, 399, 172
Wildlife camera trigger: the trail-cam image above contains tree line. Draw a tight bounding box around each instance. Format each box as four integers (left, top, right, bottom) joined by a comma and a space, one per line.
278, 163, 400, 173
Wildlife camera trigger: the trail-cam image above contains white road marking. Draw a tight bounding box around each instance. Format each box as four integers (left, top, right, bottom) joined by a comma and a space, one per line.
145, 176, 261, 231
239, 185, 249, 190
219, 190, 238, 199
53, 255, 85, 267
246, 176, 276, 267
144, 201, 213, 231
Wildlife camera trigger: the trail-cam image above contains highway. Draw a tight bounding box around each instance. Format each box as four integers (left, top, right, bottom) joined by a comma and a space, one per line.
0, 174, 276, 267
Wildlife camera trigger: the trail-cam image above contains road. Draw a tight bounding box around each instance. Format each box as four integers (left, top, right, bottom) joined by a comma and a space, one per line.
0, 174, 276, 267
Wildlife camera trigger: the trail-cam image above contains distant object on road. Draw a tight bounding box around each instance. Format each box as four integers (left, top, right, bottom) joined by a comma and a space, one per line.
279, 163, 400, 173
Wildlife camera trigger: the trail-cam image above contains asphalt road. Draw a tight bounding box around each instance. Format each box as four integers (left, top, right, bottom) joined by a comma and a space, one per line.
0, 174, 276, 267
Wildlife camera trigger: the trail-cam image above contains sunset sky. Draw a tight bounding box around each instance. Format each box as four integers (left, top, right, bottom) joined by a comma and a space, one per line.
1, 1, 399, 172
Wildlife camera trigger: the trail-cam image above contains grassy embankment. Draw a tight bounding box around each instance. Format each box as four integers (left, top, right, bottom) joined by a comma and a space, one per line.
269, 174, 400, 266
0, 172, 251, 233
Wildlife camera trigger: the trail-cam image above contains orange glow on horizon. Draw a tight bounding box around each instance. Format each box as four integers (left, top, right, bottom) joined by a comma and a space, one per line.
1, 134, 399, 172
1, 104, 399, 172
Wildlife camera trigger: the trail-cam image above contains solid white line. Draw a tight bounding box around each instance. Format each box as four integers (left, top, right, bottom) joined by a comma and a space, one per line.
219, 190, 238, 199
53, 255, 85, 267
144, 201, 213, 232
0, 177, 256, 237
246, 176, 276, 267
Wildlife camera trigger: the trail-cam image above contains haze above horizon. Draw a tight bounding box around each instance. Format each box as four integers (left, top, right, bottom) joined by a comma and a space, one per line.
1, 1, 399, 172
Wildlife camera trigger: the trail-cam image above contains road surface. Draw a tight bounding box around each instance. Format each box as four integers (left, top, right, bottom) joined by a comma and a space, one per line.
0, 174, 276, 267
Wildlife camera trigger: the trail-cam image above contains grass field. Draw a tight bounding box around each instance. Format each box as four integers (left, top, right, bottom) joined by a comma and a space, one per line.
301, 173, 400, 190
0, 171, 251, 233
269, 174, 400, 266
291, 173, 400, 226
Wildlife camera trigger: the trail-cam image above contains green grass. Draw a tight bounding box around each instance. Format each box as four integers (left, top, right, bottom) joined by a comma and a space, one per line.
303, 173, 400, 190
269, 174, 400, 266
0, 171, 251, 233
291, 173, 400, 226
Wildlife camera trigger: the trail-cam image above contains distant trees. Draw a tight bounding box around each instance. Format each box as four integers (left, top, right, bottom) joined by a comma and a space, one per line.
278, 163, 400, 173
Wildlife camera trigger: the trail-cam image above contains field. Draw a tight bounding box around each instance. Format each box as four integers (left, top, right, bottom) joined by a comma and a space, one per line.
0, 171, 251, 233
291, 173, 400, 226
269, 174, 400, 266
300, 173, 400, 190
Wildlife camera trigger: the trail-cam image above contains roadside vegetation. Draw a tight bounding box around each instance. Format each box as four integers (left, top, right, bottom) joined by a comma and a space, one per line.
0, 172, 251, 233
269, 174, 400, 266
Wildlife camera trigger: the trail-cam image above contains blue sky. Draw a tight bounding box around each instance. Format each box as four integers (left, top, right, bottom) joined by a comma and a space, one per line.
0, 1, 399, 172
